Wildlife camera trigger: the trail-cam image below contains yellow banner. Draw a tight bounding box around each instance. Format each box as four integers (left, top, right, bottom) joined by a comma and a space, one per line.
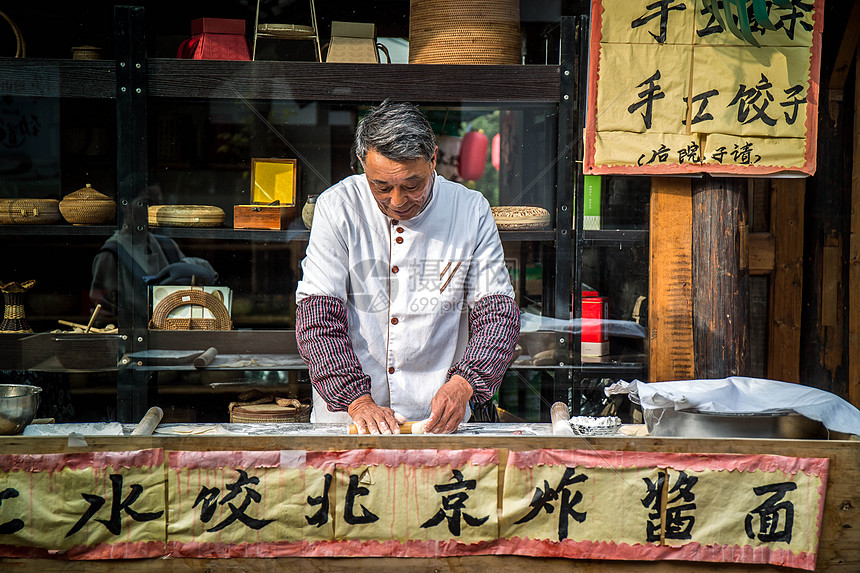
0, 448, 828, 569
501, 451, 823, 559
0, 450, 165, 559
331, 461, 498, 544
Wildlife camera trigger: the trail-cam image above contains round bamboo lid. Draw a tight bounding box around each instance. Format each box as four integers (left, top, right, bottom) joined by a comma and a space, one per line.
148, 205, 224, 227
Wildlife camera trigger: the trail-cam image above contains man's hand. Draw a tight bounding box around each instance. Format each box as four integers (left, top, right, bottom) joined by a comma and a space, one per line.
424, 375, 473, 434
347, 394, 405, 435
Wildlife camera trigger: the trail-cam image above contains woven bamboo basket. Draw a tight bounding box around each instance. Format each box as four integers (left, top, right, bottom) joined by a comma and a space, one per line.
0, 280, 35, 333
409, 0, 520, 65
0, 199, 61, 225
1, 10, 25, 58
59, 184, 115, 225
148, 204, 224, 227
228, 397, 311, 423
150, 289, 232, 331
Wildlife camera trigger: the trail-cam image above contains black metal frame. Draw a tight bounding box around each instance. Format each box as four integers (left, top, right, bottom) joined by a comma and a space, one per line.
116, 5, 150, 420
104, 6, 646, 422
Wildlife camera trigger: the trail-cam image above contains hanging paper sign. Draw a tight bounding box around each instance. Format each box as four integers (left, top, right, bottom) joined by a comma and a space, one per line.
584, 0, 824, 175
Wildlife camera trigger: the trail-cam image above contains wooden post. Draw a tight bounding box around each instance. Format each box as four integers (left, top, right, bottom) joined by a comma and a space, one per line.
648, 177, 694, 382
692, 176, 750, 378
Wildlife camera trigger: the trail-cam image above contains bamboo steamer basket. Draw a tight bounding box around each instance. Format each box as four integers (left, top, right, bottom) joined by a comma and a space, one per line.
409, 0, 520, 64
148, 204, 224, 227
59, 183, 116, 225
0, 199, 61, 224
491, 206, 551, 230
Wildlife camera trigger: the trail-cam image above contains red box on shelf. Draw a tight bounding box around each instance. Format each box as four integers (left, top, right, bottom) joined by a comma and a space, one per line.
178, 18, 250, 61
191, 18, 246, 35
580, 290, 609, 357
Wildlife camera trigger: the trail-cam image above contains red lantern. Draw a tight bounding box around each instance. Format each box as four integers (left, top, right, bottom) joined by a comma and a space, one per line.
458, 130, 488, 181
491, 132, 501, 170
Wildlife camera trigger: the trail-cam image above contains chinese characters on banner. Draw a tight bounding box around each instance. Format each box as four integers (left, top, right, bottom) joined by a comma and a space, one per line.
0, 450, 165, 559
583, 0, 824, 175
0, 448, 828, 570
501, 449, 827, 569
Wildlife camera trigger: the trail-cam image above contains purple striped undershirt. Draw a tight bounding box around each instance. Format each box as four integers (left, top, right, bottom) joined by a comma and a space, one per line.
295, 294, 520, 412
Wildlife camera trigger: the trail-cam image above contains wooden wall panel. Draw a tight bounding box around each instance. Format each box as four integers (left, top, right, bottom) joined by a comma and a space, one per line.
850, 59, 860, 409
767, 179, 806, 383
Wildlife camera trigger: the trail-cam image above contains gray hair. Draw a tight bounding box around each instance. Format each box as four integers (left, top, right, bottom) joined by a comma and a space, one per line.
354, 100, 436, 165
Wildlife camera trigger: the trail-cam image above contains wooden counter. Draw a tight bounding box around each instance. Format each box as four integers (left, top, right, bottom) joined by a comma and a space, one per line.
1, 433, 857, 572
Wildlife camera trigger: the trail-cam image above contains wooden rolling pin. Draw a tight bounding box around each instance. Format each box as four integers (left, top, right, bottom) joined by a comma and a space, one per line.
550, 401, 575, 436
348, 421, 418, 434
131, 407, 164, 436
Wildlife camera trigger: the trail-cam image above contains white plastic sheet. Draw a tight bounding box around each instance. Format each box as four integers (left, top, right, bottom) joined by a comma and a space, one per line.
606, 377, 860, 436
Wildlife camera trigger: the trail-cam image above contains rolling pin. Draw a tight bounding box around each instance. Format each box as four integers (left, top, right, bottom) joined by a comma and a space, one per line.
348, 421, 418, 434
131, 407, 164, 436
550, 401, 576, 436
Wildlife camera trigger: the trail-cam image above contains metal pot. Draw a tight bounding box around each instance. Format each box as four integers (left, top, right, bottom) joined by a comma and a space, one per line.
644, 407, 827, 439
0, 384, 41, 435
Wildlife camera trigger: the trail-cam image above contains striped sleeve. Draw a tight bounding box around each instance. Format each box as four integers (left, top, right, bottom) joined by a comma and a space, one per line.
295, 294, 371, 412
447, 294, 520, 404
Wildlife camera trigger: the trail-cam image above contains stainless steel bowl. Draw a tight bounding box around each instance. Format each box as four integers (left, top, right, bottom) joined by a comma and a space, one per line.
644, 407, 827, 439
0, 384, 41, 435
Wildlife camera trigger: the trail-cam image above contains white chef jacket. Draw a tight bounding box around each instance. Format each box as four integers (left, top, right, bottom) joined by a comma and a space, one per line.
295, 172, 515, 423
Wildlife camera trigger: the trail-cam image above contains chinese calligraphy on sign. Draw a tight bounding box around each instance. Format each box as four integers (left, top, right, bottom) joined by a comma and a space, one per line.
584, 0, 823, 175
0, 448, 828, 570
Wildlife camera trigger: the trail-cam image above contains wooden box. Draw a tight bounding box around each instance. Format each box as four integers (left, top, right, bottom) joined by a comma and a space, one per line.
234, 204, 295, 230
234, 158, 297, 230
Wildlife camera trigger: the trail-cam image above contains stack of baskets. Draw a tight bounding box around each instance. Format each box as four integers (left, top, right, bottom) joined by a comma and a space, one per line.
409, 0, 520, 64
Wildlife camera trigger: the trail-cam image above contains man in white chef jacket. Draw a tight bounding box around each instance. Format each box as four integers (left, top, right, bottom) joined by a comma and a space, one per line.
295, 100, 519, 434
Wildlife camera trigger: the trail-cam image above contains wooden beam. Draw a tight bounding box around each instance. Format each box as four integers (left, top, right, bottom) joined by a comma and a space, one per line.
748, 232, 775, 275
767, 179, 805, 383
851, 54, 860, 409
648, 177, 693, 382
